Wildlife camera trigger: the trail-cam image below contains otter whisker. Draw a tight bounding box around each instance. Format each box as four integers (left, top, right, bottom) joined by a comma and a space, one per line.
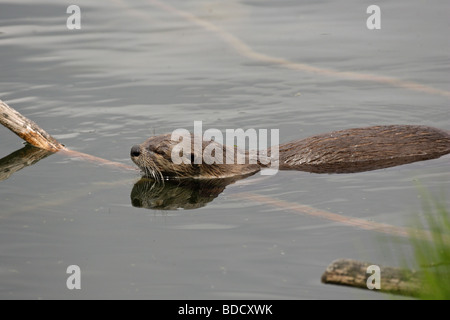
146, 161, 164, 185
157, 170, 164, 184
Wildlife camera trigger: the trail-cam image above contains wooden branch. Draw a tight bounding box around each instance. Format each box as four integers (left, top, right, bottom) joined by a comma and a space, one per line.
0, 144, 53, 181
0, 99, 136, 172
0, 99, 65, 152
58, 149, 136, 171
321, 258, 422, 297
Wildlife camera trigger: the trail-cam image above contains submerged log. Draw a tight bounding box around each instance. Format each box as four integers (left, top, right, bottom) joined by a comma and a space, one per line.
321, 258, 422, 297
0, 99, 136, 172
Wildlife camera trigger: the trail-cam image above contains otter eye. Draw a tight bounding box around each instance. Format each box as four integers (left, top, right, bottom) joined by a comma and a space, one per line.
151, 144, 171, 157
149, 147, 165, 156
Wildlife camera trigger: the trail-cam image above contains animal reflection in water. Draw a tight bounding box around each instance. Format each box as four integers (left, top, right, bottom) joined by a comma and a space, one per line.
130, 125, 450, 210
130, 176, 248, 210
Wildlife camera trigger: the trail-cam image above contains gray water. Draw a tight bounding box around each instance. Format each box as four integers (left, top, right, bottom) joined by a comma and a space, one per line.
0, 0, 449, 300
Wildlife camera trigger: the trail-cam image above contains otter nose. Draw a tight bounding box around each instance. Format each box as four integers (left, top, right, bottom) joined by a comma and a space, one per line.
130, 145, 141, 157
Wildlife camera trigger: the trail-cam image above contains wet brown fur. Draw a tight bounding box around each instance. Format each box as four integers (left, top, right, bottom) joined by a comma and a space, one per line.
132, 133, 260, 179
277, 125, 450, 173
131, 125, 450, 179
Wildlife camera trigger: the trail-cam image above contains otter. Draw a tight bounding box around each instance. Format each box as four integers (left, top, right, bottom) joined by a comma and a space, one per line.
130, 132, 260, 180
130, 125, 450, 179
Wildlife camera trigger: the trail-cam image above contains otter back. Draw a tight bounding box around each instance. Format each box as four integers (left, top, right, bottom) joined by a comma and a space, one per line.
278, 125, 450, 173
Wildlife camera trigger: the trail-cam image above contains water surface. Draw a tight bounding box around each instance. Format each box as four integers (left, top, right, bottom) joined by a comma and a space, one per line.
0, 0, 449, 299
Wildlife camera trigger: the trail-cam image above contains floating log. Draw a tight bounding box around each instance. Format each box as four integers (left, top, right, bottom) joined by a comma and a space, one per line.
321, 258, 422, 297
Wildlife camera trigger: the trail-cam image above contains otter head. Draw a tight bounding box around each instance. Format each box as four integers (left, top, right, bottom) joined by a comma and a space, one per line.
130, 133, 260, 180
